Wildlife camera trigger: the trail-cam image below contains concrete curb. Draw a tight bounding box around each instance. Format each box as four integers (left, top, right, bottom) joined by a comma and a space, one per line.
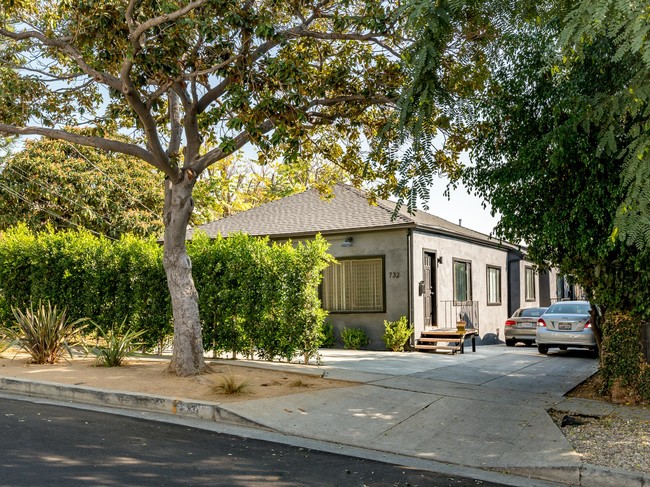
2, 376, 648, 487
504, 464, 650, 487
0, 377, 267, 430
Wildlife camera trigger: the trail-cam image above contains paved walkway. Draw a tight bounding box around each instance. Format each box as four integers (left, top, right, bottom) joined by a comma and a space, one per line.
1, 345, 649, 486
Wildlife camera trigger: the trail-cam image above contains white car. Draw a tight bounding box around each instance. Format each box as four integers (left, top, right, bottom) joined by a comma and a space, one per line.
536, 301, 597, 355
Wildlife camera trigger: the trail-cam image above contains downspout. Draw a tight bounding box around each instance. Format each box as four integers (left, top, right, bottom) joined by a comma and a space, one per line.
407, 228, 414, 348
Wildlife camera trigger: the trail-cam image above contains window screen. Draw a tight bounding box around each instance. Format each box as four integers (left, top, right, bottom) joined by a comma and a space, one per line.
322, 258, 384, 312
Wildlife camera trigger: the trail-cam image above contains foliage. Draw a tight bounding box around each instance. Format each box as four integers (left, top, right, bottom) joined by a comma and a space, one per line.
1, 301, 89, 364
341, 327, 370, 350
1, 0, 453, 375
558, 0, 650, 249
191, 154, 349, 226
189, 231, 333, 362
0, 135, 164, 239
319, 321, 336, 349
382, 316, 413, 352
84, 319, 146, 367
600, 312, 650, 402
463, 17, 650, 355
0, 227, 331, 362
0, 225, 172, 350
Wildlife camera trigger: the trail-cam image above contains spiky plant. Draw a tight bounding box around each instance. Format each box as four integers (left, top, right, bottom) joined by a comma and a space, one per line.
3, 302, 89, 364
84, 319, 146, 367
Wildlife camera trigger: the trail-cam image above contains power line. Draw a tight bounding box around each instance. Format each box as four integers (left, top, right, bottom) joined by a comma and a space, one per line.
65, 142, 160, 218
0, 180, 115, 240
3, 164, 118, 232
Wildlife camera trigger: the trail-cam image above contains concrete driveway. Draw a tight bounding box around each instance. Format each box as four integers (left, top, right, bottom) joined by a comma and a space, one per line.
220, 345, 600, 484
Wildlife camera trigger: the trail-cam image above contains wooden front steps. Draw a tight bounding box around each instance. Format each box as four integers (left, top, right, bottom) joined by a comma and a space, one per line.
414, 328, 479, 355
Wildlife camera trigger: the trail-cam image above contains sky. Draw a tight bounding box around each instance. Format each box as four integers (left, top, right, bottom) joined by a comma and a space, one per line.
422, 174, 501, 236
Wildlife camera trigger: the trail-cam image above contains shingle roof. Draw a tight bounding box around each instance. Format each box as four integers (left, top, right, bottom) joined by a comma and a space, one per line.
192, 184, 515, 249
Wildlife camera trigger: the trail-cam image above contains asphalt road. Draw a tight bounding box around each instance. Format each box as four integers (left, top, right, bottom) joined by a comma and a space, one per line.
0, 397, 508, 487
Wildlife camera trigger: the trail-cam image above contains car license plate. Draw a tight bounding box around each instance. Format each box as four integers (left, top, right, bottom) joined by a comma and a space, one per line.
558, 323, 572, 331
521, 323, 535, 328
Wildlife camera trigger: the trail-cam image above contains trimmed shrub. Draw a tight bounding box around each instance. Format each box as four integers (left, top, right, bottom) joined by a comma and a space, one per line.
341, 327, 369, 350
601, 311, 649, 403
382, 316, 413, 352
0, 226, 332, 363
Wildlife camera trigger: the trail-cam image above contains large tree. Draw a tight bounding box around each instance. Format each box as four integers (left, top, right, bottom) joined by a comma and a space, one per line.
0, 0, 485, 375
558, 0, 650, 250
463, 14, 650, 347
0, 135, 164, 238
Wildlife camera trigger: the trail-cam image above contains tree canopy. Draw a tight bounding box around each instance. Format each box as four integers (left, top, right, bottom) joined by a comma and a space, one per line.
0, 0, 486, 375
0, 136, 164, 238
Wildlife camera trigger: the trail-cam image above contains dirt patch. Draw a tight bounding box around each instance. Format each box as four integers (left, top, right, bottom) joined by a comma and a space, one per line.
0, 352, 355, 403
569, 370, 649, 406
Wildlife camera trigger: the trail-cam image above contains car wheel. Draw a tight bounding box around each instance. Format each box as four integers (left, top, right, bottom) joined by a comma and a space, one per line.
538, 344, 549, 354
559, 345, 568, 351
506, 339, 516, 347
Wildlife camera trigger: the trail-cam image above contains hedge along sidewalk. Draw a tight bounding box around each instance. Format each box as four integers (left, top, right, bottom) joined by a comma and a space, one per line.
0, 226, 333, 362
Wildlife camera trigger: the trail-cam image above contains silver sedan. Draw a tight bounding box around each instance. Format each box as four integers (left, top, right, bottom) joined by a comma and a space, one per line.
536, 301, 597, 354
504, 307, 548, 346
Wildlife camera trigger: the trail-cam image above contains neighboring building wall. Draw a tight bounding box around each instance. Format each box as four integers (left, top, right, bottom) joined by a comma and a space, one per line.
411, 230, 510, 342
322, 229, 409, 349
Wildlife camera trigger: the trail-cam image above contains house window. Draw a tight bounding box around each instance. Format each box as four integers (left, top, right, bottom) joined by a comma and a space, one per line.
453, 259, 472, 303
486, 266, 501, 305
525, 266, 536, 301
321, 257, 384, 312
556, 274, 565, 300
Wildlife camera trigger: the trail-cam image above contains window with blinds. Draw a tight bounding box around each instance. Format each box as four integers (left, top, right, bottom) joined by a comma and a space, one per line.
321, 257, 384, 312
486, 265, 501, 305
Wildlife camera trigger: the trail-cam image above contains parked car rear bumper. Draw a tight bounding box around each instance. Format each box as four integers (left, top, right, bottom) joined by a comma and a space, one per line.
504, 328, 536, 341
536, 328, 596, 347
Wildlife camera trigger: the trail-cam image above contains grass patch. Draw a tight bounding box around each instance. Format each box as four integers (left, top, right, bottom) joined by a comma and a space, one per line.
214, 370, 250, 395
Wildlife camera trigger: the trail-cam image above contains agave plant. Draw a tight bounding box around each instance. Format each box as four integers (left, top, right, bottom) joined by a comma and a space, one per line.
84, 319, 146, 367
3, 302, 89, 364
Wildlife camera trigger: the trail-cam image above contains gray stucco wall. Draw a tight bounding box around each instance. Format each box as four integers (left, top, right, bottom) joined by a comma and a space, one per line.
324, 229, 409, 350
411, 230, 510, 342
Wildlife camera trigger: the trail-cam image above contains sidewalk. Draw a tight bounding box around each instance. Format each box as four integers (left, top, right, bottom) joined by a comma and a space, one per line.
1, 346, 648, 487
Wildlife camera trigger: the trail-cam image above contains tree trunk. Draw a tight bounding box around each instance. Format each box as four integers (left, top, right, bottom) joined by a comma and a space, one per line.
163, 170, 205, 376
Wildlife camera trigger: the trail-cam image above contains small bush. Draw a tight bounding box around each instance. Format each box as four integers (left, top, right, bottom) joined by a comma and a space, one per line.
84, 319, 146, 367
2, 301, 89, 364
382, 316, 413, 352
319, 321, 336, 348
341, 327, 369, 350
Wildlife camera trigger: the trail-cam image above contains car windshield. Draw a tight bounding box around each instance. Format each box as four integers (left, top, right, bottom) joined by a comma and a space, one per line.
521, 308, 546, 317
547, 303, 591, 315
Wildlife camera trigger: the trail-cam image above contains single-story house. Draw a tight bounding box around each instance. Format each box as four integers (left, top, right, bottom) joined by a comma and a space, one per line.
192, 184, 564, 348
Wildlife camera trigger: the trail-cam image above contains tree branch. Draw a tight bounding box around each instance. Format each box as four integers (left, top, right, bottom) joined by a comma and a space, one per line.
0, 28, 121, 91
129, 0, 209, 49
0, 123, 167, 173
167, 90, 183, 157
193, 120, 275, 172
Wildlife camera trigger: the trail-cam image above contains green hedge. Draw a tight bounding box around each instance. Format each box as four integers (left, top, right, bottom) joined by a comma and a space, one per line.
0, 225, 171, 350
0, 226, 332, 361
601, 311, 650, 402
188, 231, 333, 362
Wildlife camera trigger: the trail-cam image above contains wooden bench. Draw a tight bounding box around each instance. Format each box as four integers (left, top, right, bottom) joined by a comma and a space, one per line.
414, 328, 479, 354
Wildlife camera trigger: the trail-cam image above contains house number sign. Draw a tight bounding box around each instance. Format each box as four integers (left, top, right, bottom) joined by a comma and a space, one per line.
388, 272, 400, 278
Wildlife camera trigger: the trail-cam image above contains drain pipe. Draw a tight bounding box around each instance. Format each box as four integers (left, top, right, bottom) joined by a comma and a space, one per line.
407, 228, 414, 349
